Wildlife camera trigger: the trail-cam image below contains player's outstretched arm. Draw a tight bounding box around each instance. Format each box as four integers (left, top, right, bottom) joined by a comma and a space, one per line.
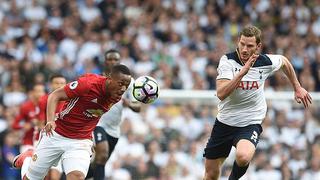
281, 56, 312, 108
45, 87, 70, 136
123, 98, 141, 112
217, 54, 259, 101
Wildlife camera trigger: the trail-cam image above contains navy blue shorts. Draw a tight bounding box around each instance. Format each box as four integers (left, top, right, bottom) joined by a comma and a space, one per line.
203, 119, 263, 159
93, 126, 118, 157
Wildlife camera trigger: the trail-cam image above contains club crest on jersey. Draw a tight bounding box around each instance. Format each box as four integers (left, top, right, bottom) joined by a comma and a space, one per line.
69, 81, 78, 89
237, 81, 259, 90
84, 109, 104, 118
259, 70, 263, 79
235, 68, 241, 72
32, 154, 37, 161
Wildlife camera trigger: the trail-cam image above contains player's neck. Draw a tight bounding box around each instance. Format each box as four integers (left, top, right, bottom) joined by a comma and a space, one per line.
30, 97, 38, 104
105, 80, 111, 98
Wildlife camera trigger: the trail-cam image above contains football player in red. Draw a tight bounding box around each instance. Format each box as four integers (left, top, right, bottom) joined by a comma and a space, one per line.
13, 64, 131, 180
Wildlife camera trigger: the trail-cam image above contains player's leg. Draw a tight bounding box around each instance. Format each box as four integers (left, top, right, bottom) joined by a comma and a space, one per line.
93, 142, 109, 180
91, 126, 109, 180
203, 119, 235, 180
48, 160, 63, 180
12, 148, 34, 178
92, 126, 118, 180
26, 131, 63, 180
204, 158, 226, 180
62, 139, 93, 180
229, 124, 263, 180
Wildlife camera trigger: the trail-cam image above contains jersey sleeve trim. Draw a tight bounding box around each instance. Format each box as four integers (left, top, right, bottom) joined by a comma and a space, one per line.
216, 77, 232, 80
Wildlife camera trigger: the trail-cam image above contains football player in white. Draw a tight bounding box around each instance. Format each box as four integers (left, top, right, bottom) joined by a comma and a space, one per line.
203, 25, 312, 180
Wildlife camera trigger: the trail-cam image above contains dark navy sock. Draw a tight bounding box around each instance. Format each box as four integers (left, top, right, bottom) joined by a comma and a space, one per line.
93, 164, 105, 180
229, 161, 249, 180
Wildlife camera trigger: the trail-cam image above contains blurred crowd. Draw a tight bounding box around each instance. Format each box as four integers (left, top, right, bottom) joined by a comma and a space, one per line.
0, 0, 320, 179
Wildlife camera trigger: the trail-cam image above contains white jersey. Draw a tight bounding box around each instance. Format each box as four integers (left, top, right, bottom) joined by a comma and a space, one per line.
216, 51, 283, 127
97, 78, 137, 138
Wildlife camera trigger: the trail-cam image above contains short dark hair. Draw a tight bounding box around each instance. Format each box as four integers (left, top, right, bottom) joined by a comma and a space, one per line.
239, 25, 262, 44
29, 83, 45, 92
49, 73, 65, 82
104, 49, 120, 59
111, 64, 131, 76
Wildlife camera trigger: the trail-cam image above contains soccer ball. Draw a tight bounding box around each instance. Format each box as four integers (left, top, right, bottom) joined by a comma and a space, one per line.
133, 76, 159, 104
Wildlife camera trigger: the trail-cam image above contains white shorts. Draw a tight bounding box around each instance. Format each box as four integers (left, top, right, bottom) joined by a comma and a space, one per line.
26, 131, 93, 180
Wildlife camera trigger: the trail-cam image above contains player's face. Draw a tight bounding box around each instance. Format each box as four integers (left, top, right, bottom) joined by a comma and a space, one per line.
108, 73, 131, 103
33, 84, 45, 100
237, 35, 261, 61
104, 52, 120, 74
50, 77, 67, 91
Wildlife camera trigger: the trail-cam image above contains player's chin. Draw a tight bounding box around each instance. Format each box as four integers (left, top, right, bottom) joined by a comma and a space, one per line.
241, 55, 249, 60
111, 96, 121, 103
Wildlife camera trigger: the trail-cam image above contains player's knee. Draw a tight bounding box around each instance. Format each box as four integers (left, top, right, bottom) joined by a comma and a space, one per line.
236, 151, 252, 166
67, 171, 85, 180
49, 169, 61, 180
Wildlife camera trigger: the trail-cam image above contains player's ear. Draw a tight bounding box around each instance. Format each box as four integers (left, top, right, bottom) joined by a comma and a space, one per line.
256, 43, 262, 54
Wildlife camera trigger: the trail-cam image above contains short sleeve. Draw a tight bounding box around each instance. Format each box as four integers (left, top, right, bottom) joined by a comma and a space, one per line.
266, 54, 283, 73
125, 78, 138, 102
64, 76, 91, 99
217, 55, 233, 80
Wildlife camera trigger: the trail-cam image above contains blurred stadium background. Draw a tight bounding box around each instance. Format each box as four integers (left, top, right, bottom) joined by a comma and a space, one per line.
1, 0, 320, 179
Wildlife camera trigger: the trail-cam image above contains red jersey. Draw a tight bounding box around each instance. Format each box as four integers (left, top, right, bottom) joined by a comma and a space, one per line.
38, 94, 65, 122
12, 100, 39, 145
34, 94, 65, 141
55, 73, 115, 139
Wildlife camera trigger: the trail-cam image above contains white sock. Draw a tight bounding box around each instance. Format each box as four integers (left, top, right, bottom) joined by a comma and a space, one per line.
21, 157, 31, 178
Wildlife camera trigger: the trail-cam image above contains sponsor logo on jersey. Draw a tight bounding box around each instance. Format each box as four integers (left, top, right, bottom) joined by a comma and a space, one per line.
237, 81, 259, 90
84, 109, 104, 118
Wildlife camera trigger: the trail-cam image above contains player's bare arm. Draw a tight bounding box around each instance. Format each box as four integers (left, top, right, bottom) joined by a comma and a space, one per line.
281, 56, 312, 107
45, 87, 69, 136
217, 54, 259, 101
122, 98, 141, 112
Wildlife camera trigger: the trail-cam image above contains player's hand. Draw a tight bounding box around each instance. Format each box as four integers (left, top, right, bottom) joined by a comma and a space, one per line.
241, 54, 259, 75
44, 121, 56, 137
295, 87, 312, 108
122, 98, 130, 107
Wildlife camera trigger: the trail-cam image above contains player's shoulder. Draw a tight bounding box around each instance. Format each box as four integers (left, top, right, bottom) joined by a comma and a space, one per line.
225, 51, 237, 60
39, 93, 49, 103
80, 73, 103, 79
224, 51, 273, 67
224, 51, 241, 65
79, 73, 107, 83
252, 54, 272, 67
40, 93, 49, 99
21, 100, 34, 109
